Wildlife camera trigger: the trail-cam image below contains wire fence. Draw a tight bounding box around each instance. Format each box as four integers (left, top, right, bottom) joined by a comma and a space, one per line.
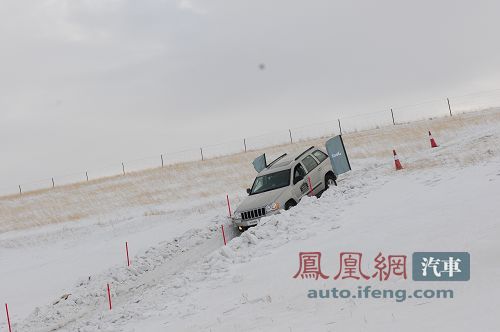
2, 88, 500, 197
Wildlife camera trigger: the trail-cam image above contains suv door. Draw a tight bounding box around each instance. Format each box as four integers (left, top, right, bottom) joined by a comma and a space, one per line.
292, 163, 309, 200
311, 149, 329, 190
301, 154, 322, 195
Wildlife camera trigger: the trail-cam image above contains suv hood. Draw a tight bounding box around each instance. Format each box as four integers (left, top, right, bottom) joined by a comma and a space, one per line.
236, 187, 287, 212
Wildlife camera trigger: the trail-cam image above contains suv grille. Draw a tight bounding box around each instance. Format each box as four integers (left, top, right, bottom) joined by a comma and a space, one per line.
241, 208, 266, 221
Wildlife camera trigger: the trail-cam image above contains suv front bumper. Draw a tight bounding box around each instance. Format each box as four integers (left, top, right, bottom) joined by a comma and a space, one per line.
232, 218, 259, 227
231, 209, 280, 228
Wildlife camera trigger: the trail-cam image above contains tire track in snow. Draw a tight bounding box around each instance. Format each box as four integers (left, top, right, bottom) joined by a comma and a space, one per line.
16, 219, 233, 331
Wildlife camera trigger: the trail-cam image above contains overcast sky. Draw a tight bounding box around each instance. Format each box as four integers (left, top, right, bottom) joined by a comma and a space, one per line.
1, 0, 500, 193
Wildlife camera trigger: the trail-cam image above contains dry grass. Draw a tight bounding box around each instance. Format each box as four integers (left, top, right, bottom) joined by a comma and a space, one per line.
1, 108, 499, 234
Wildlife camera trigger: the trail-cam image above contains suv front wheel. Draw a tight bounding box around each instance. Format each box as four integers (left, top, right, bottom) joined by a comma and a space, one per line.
285, 200, 297, 210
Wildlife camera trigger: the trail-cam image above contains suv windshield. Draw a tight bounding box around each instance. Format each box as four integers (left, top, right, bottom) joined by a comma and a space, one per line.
250, 169, 290, 195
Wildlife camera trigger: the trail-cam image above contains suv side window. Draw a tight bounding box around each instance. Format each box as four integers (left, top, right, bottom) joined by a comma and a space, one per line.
312, 150, 328, 163
302, 155, 319, 173
293, 164, 307, 184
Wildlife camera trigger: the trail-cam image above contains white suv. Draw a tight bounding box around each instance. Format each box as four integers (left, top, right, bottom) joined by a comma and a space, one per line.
232, 146, 337, 231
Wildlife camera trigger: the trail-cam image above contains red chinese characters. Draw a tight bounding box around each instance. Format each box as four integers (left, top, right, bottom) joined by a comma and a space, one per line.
333, 252, 370, 280
293, 252, 329, 280
372, 252, 407, 281
293, 251, 407, 281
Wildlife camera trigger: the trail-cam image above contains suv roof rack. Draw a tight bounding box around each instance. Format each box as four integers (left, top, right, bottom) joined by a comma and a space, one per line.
294, 146, 315, 161
267, 153, 288, 168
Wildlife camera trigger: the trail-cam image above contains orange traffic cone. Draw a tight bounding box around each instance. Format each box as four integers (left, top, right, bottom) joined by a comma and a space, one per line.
393, 149, 403, 170
429, 131, 438, 148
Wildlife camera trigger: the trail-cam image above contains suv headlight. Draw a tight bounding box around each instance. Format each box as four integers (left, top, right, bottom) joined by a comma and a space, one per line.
265, 202, 280, 213
232, 212, 242, 220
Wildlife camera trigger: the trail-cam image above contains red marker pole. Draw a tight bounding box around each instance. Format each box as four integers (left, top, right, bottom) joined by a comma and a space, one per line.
221, 225, 227, 246
5, 303, 12, 332
307, 176, 313, 195
125, 241, 130, 267
226, 194, 232, 217
107, 284, 112, 310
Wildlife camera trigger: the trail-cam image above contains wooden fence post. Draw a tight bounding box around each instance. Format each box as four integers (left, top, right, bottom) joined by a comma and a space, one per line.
200, 148, 204, 161
161, 154, 164, 167
122, 162, 125, 175
338, 119, 342, 135
391, 108, 395, 125
289, 129, 293, 144
447, 97, 452, 116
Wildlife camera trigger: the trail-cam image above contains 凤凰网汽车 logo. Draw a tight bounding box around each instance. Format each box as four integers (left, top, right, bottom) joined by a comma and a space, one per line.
292, 251, 470, 282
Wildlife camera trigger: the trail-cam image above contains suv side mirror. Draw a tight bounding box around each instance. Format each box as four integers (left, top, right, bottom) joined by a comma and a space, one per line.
246, 188, 251, 194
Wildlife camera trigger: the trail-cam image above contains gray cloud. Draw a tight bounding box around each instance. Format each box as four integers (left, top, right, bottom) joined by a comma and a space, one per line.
1, 0, 500, 193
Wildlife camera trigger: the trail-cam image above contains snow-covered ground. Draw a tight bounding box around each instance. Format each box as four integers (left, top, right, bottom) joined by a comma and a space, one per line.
1, 108, 500, 331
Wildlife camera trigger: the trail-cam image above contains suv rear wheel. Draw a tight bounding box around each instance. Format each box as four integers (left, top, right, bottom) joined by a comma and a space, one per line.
325, 173, 337, 189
